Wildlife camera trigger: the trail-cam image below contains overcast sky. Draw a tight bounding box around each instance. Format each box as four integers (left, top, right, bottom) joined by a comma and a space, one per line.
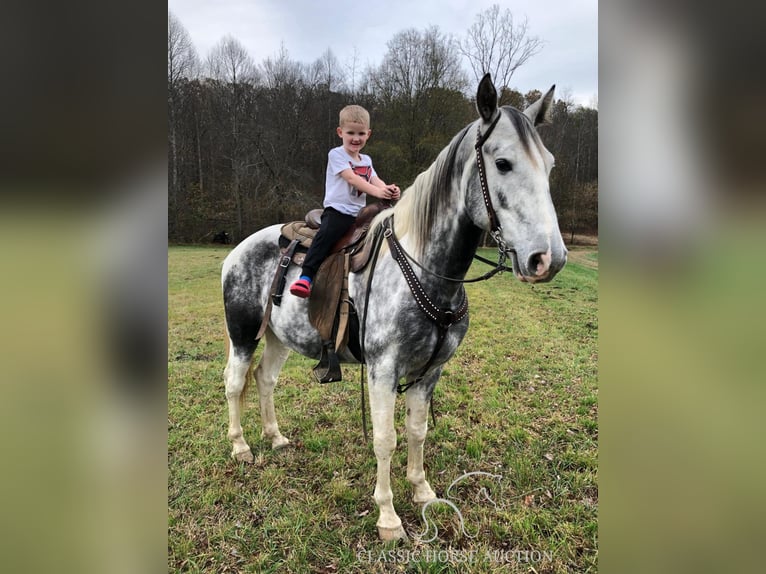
168, 0, 597, 107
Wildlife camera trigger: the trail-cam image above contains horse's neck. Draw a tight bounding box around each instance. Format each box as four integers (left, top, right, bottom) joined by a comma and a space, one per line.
419, 209, 483, 299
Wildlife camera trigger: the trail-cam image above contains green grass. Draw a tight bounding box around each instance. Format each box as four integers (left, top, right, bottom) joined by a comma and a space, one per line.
169, 245, 598, 573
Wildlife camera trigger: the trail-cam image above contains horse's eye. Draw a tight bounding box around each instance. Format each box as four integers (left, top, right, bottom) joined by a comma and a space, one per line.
495, 159, 513, 173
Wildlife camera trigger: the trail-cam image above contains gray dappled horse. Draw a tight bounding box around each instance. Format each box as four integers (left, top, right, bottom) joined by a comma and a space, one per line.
221, 75, 567, 540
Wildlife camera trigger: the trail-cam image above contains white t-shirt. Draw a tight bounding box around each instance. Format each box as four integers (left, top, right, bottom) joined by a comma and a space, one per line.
323, 146, 378, 216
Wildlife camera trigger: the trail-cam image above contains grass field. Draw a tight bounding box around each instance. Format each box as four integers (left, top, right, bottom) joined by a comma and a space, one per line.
168, 244, 598, 573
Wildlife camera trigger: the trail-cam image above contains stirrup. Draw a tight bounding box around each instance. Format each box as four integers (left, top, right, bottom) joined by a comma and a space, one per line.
313, 340, 342, 383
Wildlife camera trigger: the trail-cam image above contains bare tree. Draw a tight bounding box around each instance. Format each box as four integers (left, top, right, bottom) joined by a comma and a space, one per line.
168, 12, 198, 237
459, 5, 543, 99
305, 48, 349, 150
372, 26, 467, 102
205, 35, 259, 239
206, 35, 257, 85
306, 48, 346, 92
261, 43, 303, 89
344, 46, 361, 96
168, 12, 197, 86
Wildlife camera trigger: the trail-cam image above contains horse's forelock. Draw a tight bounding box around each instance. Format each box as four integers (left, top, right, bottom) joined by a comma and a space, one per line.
502, 106, 547, 163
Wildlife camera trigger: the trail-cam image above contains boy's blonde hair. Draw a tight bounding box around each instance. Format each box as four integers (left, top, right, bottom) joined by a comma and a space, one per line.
339, 105, 370, 128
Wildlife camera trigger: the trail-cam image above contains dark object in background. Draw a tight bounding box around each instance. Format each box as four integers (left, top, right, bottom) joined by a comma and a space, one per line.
212, 231, 231, 244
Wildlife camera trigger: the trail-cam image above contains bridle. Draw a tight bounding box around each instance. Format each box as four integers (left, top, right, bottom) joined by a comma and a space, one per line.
475, 110, 504, 242
391, 111, 515, 284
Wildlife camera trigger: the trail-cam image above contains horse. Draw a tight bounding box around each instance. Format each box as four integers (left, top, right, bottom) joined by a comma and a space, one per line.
220, 74, 567, 541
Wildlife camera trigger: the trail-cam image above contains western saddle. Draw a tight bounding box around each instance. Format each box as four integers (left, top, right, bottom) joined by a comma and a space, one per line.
259, 202, 392, 383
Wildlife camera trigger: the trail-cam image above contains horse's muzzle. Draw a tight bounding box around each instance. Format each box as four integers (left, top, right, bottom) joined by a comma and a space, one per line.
514, 247, 567, 283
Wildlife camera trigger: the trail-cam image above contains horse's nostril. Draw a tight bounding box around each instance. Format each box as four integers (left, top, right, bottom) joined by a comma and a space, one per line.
527, 250, 552, 276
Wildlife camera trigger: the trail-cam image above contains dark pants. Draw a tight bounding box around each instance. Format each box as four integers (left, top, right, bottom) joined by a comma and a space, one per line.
301, 207, 356, 281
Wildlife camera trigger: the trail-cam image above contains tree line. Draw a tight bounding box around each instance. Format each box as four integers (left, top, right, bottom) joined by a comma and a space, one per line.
168, 6, 597, 244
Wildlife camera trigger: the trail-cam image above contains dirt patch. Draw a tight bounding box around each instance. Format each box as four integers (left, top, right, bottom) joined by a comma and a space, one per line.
565, 233, 599, 247
567, 248, 598, 269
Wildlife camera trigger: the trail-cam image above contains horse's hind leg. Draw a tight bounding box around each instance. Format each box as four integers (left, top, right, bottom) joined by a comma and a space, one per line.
254, 328, 291, 449
224, 328, 290, 460
405, 384, 438, 504
224, 341, 257, 462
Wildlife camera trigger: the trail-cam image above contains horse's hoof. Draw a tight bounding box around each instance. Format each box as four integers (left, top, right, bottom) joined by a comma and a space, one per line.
411, 480, 437, 504
232, 449, 254, 463
413, 490, 437, 505
378, 525, 408, 542
271, 436, 290, 450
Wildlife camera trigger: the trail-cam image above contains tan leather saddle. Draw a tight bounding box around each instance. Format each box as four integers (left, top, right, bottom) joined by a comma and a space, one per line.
279, 202, 386, 273
260, 201, 392, 383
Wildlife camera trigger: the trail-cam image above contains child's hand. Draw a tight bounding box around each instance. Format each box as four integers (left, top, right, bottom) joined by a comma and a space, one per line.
386, 184, 401, 200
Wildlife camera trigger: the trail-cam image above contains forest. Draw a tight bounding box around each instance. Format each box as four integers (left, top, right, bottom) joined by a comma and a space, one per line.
168, 7, 597, 244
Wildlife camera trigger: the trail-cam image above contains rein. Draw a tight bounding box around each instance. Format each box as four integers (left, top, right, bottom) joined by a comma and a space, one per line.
358, 221, 388, 441
396, 240, 511, 283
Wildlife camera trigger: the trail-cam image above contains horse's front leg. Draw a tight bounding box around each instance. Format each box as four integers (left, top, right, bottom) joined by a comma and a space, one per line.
369, 375, 407, 541
405, 382, 437, 504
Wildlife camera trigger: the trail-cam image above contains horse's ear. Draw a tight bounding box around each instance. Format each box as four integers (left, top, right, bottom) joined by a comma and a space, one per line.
523, 85, 556, 126
476, 73, 498, 122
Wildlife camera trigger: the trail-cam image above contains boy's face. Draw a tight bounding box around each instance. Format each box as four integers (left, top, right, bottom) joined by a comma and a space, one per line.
337, 122, 371, 156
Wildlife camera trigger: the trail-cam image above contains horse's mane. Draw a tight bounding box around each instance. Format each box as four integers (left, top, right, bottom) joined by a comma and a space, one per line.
368, 123, 471, 257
